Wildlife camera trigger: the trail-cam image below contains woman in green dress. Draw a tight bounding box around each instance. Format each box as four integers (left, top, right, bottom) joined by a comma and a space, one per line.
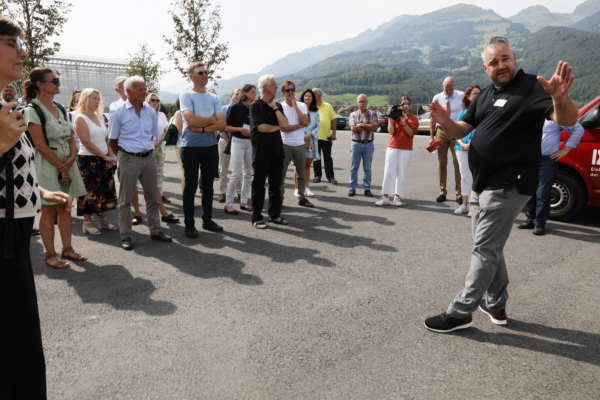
23, 67, 88, 268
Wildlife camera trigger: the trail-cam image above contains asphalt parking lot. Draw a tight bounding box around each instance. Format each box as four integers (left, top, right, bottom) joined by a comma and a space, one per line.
32, 132, 600, 399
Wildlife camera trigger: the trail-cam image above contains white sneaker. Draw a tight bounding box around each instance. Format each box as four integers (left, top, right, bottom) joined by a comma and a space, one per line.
304, 187, 315, 197
454, 204, 468, 214
468, 211, 472, 217
375, 196, 390, 206
393, 197, 403, 207
293, 189, 299, 197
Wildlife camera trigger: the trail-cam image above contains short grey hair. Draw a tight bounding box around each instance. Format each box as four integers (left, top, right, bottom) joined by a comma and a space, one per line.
113, 76, 127, 89
481, 36, 513, 62
258, 74, 275, 91
312, 88, 323, 97
124, 76, 145, 97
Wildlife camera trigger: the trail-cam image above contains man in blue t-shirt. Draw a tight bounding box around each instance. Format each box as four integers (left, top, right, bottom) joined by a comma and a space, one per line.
179, 61, 226, 238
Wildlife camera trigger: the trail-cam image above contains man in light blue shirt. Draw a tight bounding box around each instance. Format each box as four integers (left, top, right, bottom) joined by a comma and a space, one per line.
519, 120, 584, 235
179, 61, 226, 238
108, 76, 172, 250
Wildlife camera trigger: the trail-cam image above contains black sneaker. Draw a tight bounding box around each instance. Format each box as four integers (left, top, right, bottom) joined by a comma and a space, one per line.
218, 193, 226, 203
533, 224, 546, 236
348, 189, 356, 197
456, 196, 463, 205
185, 226, 199, 239
436, 194, 446, 202
424, 312, 473, 333
202, 220, 224, 232
478, 302, 507, 325
364, 190, 373, 197
313, 176, 321, 183
298, 198, 314, 208
518, 221, 535, 229
161, 195, 171, 203
328, 178, 338, 185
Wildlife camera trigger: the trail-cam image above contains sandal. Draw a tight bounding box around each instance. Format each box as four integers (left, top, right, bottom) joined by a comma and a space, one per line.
61, 247, 88, 261
99, 218, 118, 230
82, 222, 101, 235
132, 214, 142, 225
269, 217, 288, 225
45, 254, 70, 269
253, 221, 267, 229
31, 228, 40, 236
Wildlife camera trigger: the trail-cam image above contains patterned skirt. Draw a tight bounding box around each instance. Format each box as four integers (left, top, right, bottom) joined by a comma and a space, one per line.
76, 155, 117, 216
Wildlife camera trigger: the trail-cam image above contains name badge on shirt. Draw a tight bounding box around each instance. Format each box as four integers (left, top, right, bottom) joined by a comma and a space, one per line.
494, 99, 507, 107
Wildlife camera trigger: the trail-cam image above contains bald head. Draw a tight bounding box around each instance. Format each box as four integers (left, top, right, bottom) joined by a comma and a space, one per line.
357, 94, 368, 112
442, 77, 456, 97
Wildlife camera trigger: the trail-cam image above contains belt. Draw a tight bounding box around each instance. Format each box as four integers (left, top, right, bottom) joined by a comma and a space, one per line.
118, 147, 153, 157
352, 139, 373, 144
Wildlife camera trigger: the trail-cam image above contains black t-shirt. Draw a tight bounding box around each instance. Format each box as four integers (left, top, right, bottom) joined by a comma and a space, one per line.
461, 70, 554, 195
249, 99, 285, 162
226, 101, 250, 139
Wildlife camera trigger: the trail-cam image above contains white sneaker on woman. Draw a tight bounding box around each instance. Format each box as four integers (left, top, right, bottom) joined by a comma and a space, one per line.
375, 196, 390, 206
393, 197, 403, 207
304, 187, 315, 197
293, 189, 299, 197
454, 204, 468, 214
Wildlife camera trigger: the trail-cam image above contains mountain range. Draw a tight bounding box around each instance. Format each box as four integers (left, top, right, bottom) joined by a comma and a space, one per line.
160, 0, 600, 106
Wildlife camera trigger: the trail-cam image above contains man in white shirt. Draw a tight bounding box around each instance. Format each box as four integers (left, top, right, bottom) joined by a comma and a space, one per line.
429, 76, 464, 204
109, 76, 127, 112
279, 80, 313, 207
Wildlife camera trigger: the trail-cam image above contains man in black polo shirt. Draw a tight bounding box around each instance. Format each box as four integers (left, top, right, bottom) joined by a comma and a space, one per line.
424, 36, 579, 333
249, 74, 289, 229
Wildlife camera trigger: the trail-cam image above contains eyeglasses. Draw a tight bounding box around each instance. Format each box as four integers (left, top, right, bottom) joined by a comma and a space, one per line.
40, 78, 60, 85
400, 103, 411, 108
150, 99, 160, 103
283, 88, 295, 93
0, 37, 23, 53
196, 71, 209, 76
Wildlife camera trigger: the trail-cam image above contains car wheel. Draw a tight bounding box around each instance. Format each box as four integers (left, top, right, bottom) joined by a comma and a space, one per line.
549, 170, 586, 221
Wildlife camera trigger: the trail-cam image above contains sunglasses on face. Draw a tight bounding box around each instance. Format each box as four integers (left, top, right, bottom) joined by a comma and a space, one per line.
150, 99, 160, 103
196, 71, 209, 76
0, 37, 23, 53
283, 88, 295, 93
41, 78, 60, 85
401, 103, 410, 108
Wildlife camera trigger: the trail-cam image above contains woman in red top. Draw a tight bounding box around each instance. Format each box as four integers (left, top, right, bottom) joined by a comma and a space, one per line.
376, 96, 419, 206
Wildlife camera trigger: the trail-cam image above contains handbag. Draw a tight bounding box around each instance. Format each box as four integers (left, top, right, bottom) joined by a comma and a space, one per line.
164, 119, 179, 145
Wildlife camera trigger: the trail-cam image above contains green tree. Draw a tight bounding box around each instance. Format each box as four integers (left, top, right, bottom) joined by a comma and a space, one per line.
0, 0, 71, 93
163, 0, 229, 83
125, 43, 167, 92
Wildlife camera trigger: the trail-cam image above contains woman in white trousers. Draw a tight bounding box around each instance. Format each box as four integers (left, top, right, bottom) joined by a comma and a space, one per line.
224, 84, 257, 214
454, 85, 481, 216
376, 96, 420, 207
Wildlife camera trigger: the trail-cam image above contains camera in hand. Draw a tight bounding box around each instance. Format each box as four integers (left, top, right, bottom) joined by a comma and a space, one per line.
388, 105, 403, 119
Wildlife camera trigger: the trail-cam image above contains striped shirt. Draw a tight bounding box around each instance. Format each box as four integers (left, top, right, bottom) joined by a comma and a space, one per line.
350, 110, 378, 141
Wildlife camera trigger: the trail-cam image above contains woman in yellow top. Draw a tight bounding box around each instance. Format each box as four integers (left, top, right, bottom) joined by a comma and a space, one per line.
23, 67, 87, 268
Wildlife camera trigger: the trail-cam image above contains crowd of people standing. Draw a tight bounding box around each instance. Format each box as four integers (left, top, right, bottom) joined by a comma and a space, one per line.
1, 12, 587, 397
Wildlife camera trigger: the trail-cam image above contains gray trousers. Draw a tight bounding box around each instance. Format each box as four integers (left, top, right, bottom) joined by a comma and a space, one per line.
447, 186, 531, 318
281, 144, 306, 201
117, 151, 162, 240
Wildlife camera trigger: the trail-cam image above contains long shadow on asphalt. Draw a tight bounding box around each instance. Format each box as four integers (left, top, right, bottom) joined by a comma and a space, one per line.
399, 199, 464, 216
461, 320, 600, 367
281, 202, 395, 229
31, 240, 178, 316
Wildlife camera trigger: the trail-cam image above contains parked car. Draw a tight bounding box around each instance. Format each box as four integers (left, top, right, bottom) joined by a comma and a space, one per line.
417, 112, 431, 133
550, 95, 600, 220
376, 111, 389, 133
335, 114, 347, 130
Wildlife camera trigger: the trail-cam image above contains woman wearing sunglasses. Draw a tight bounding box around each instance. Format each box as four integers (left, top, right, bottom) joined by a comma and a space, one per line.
23, 67, 87, 268
375, 96, 419, 207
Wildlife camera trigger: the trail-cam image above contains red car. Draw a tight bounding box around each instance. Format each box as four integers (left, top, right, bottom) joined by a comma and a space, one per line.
551, 96, 600, 220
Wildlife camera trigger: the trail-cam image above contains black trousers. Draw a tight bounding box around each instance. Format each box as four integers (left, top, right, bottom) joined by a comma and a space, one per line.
0, 217, 47, 400
251, 158, 283, 223
181, 145, 218, 227
313, 139, 334, 179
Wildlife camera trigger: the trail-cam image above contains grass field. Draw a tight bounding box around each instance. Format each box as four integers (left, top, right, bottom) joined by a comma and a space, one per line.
322, 94, 389, 107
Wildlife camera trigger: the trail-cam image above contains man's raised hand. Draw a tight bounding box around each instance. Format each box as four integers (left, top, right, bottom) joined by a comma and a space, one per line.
537, 61, 574, 100
429, 99, 451, 126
